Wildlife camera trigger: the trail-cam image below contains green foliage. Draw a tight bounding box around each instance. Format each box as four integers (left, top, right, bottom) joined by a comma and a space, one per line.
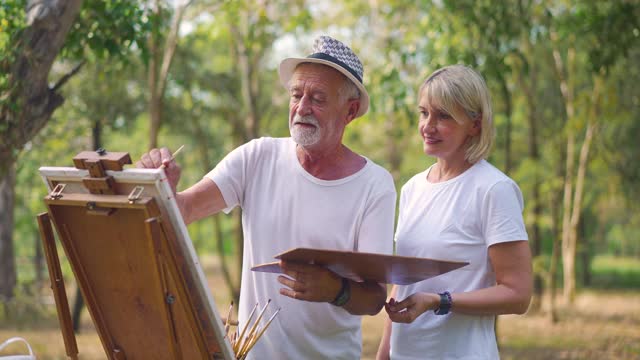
7, 0, 640, 299
0, 0, 26, 56
61, 0, 153, 63
572, 1, 640, 72
0, 0, 26, 109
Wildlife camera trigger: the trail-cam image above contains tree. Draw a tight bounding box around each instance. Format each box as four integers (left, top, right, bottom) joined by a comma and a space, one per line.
547, 0, 639, 304
0, 0, 149, 300
0, 0, 83, 300
147, 0, 193, 149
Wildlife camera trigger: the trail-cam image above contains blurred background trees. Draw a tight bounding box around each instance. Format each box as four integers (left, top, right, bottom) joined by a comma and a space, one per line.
1, 0, 639, 326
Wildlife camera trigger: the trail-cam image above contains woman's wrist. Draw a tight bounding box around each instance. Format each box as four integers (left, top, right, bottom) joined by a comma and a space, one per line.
434, 291, 452, 315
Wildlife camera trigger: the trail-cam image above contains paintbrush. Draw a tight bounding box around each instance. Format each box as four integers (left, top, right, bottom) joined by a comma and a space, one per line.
159, 145, 185, 169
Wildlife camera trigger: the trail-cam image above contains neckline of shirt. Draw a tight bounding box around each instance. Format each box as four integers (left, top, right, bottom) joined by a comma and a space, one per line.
288, 138, 371, 186
424, 159, 485, 187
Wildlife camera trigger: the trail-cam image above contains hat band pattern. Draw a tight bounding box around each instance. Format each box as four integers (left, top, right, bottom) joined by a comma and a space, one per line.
307, 53, 363, 84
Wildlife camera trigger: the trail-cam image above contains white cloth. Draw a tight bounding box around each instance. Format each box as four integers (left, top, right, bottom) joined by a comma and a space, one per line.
206, 137, 396, 360
390, 160, 528, 360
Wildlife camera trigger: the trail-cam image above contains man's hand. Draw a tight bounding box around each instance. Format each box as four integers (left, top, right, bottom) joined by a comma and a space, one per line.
136, 147, 182, 194
277, 261, 342, 303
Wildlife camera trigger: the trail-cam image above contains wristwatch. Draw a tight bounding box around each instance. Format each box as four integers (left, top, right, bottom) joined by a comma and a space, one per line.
434, 291, 452, 315
330, 277, 351, 307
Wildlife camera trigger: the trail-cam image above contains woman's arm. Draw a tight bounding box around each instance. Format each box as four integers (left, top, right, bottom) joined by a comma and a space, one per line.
376, 285, 397, 360
386, 240, 533, 323
448, 240, 533, 315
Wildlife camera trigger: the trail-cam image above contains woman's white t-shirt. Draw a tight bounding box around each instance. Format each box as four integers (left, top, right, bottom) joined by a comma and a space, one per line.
390, 160, 528, 360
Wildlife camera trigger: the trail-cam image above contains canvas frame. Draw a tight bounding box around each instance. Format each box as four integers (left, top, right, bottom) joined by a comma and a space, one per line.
38, 166, 235, 360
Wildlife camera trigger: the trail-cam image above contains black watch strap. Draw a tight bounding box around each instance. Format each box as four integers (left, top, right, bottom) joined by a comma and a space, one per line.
434, 291, 452, 315
330, 277, 351, 307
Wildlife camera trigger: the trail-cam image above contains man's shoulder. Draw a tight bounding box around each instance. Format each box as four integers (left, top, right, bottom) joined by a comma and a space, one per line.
359, 157, 395, 190
241, 136, 292, 156
247, 136, 290, 148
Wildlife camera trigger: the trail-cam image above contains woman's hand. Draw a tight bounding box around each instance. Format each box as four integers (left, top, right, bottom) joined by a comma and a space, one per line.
385, 292, 440, 323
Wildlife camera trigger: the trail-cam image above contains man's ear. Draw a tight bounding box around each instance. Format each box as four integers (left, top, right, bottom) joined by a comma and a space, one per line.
345, 100, 360, 123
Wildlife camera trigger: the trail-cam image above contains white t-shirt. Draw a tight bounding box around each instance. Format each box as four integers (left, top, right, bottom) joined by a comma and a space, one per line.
390, 160, 528, 360
206, 137, 396, 360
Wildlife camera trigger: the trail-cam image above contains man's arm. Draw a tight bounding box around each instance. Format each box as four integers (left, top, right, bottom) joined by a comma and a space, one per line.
137, 147, 227, 224
177, 178, 227, 225
277, 261, 386, 316
342, 279, 387, 315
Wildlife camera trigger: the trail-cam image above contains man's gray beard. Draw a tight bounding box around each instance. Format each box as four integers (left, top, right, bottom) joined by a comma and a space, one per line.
290, 114, 321, 146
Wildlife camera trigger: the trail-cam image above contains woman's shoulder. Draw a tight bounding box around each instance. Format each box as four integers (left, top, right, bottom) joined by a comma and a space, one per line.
469, 160, 523, 198
471, 160, 514, 184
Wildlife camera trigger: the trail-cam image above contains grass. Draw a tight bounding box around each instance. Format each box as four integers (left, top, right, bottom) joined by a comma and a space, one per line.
591, 255, 640, 289
1, 255, 639, 359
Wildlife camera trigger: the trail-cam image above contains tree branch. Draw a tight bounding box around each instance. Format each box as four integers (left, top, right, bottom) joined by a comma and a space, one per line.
51, 60, 86, 92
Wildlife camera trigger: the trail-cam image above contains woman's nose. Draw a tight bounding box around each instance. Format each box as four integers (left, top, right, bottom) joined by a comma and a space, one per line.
421, 118, 436, 134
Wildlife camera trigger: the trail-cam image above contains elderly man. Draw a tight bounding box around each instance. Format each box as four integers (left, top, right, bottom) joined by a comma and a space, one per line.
138, 35, 396, 359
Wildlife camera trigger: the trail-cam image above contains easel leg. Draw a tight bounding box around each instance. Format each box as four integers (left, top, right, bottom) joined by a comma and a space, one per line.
37, 212, 79, 360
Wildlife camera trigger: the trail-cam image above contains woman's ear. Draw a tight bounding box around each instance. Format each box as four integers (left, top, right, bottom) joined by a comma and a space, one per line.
470, 118, 481, 136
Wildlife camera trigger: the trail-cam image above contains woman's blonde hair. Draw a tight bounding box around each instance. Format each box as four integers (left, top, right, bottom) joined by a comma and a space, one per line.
419, 65, 494, 163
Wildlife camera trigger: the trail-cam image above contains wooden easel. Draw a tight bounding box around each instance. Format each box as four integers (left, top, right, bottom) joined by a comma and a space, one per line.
37, 150, 235, 360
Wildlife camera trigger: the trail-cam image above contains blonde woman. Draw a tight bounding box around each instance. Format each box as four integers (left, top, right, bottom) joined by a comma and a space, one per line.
376, 65, 532, 360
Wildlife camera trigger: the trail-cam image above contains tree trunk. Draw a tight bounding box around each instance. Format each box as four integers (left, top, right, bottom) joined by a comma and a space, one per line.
550, 29, 579, 304
0, 0, 83, 300
227, 15, 268, 283
230, 23, 260, 141
516, 49, 543, 312
188, 107, 241, 303
0, 166, 17, 300
147, 0, 190, 149
548, 140, 565, 323
548, 187, 562, 323
563, 74, 600, 303
497, 73, 513, 175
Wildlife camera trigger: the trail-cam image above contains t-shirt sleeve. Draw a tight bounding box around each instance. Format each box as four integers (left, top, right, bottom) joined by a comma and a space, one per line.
356, 175, 397, 256
204, 139, 259, 214
482, 179, 529, 246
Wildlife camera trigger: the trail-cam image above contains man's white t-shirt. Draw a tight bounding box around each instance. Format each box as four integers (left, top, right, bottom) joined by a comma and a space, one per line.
206, 137, 396, 360
390, 160, 528, 360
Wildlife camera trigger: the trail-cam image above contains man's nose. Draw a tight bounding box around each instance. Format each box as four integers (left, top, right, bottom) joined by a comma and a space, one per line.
297, 95, 312, 116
